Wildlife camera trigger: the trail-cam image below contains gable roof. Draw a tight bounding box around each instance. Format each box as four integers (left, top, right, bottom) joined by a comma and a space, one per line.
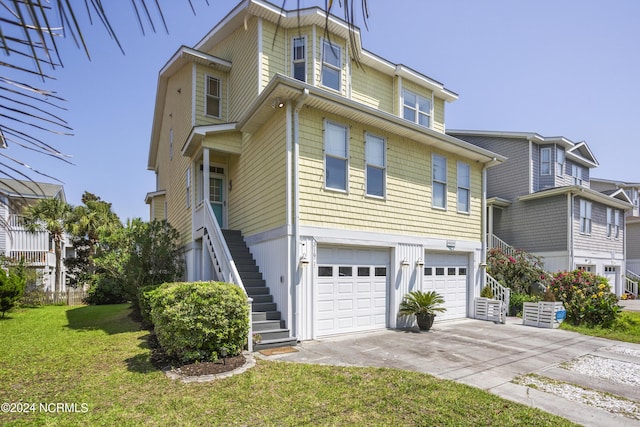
591, 177, 640, 189
518, 185, 632, 210
0, 179, 65, 201
447, 129, 599, 168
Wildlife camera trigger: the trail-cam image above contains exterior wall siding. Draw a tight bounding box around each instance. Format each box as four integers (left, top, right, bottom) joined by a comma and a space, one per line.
227, 108, 287, 236
432, 98, 445, 133
261, 20, 286, 89
298, 109, 482, 240
156, 63, 194, 244
627, 223, 640, 260
573, 197, 625, 253
453, 135, 531, 200
205, 16, 259, 121
350, 62, 394, 112
493, 195, 568, 252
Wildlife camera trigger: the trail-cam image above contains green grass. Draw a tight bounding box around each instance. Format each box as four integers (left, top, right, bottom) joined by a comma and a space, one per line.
559, 310, 640, 343
0, 305, 578, 426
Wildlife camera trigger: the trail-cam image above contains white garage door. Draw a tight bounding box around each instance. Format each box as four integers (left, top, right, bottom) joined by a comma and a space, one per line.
316, 247, 389, 337
424, 252, 469, 321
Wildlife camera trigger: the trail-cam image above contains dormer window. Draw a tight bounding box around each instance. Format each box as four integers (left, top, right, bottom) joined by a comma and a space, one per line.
321, 40, 342, 91
556, 148, 565, 177
403, 89, 431, 128
540, 148, 551, 175
572, 164, 583, 186
205, 75, 221, 118
292, 37, 306, 82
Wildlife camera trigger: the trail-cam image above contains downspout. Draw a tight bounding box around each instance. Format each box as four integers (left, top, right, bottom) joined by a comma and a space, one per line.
292, 88, 309, 338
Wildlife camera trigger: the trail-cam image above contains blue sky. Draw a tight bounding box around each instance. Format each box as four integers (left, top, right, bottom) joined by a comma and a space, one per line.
7, 0, 640, 221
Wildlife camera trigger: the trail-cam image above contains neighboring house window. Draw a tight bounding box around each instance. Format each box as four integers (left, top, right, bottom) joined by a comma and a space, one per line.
321, 40, 342, 91
457, 161, 470, 213
556, 148, 565, 177
607, 207, 613, 237
292, 37, 306, 82
205, 75, 221, 118
540, 147, 551, 175
432, 154, 447, 209
572, 164, 583, 186
365, 133, 385, 198
169, 128, 174, 161
186, 166, 191, 208
403, 89, 431, 128
324, 121, 348, 191
615, 209, 620, 238
579, 199, 592, 234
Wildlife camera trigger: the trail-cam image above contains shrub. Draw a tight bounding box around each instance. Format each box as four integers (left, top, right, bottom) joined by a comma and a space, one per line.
0, 266, 27, 317
138, 283, 168, 329
549, 270, 620, 327
84, 276, 128, 305
480, 286, 494, 299
508, 292, 540, 317
487, 248, 551, 294
149, 281, 249, 363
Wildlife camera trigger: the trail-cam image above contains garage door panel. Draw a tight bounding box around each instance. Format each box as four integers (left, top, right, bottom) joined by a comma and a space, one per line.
424, 252, 469, 322
316, 247, 389, 337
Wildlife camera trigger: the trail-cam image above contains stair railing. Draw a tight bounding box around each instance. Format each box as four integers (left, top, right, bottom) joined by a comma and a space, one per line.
485, 271, 510, 324
201, 202, 253, 352
489, 233, 517, 257
625, 275, 638, 298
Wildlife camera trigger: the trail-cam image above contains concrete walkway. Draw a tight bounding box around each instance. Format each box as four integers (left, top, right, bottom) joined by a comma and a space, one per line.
261, 317, 640, 426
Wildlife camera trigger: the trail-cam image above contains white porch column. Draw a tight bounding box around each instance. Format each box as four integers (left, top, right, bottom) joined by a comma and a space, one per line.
203, 148, 210, 207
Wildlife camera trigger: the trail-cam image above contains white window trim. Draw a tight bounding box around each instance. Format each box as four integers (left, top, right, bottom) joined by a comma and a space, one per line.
292, 36, 307, 82
402, 88, 432, 128
205, 74, 221, 118
432, 153, 447, 210
614, 209, 620, 238
580, 199, 592, 235
321, 39, 342, 92
186, 166, 191, 209
607, 207, 613, 237
540, 147, 551, 176
572, 164, 583, 186
556, 147, 564, 177
457, 161, 470, 214
365, 132, 386, 199
323, 120, 349, 193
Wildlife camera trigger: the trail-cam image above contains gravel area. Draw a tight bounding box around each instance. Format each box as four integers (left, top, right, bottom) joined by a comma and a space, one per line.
606, 345, 640, 358
562, 355, 640, 387
516, 375, 640, 420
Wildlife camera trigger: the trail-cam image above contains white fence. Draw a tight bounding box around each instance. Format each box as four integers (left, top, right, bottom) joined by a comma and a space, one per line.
21, 290, 87, 306
474, 297, 503, 323
522, 302, 566, 329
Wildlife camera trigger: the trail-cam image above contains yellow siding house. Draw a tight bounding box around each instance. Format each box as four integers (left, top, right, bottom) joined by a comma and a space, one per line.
146, 0, 504, 347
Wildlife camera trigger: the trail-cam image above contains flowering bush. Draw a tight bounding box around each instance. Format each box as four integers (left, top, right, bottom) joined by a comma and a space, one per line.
549, 270, 620, 327
487, 247, 550, 294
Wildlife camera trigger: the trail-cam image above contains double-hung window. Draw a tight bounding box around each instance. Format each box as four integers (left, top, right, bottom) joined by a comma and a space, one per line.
321, 40, 342, 91
457, 161, 470, 213
556, 148, 565, 177
540, 147, 551, 175
186, 166, 191, 208
365, 133, 385, 198
432, 154, 447, 209
572, 164, 583, 186
292, 37, 306, 82
205, 75, 221, 118
607, 207, 613, 237
580, 199, 592, 235
324, 121, 348, 191
403, 89, 431, 128
614, 209, 620, 238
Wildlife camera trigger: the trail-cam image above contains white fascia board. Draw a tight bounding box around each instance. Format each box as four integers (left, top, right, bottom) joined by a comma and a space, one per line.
519, 186, 633, 210
448, 129, 546, 143
567, 141, 599, 167
592, 177, 640, 188
395, 65, 458, 102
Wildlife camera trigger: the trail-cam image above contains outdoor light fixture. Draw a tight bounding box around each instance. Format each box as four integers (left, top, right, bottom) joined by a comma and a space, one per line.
300, 255, 310, 265
416, 258, 424, 267
272, 97, 285, 108
401, 258, 410, 267
446, 240, 456, 251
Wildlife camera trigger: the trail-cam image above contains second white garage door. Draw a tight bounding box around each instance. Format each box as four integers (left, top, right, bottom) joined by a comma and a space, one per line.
424, 252, 469, 321
316, 247, 389, 337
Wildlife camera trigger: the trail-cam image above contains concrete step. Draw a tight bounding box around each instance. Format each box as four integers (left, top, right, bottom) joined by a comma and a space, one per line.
252, 319, 286, 332
255, 328, 291, 341
254, 336, 298, 351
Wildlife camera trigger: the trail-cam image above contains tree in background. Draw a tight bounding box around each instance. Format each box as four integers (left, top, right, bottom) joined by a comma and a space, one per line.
90, 219, 183, 308
65, 192, 122, 287
0, 262, 27, 318
22, 198, 72, 292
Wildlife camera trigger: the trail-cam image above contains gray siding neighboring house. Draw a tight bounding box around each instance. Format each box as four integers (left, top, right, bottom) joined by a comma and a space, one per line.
448, 130, 632, 296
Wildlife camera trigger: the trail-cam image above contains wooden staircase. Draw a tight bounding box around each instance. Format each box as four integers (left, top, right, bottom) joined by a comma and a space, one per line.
221, 229, 296, 350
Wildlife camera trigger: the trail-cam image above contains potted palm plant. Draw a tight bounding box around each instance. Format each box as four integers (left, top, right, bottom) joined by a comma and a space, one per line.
399, 290, 446, 331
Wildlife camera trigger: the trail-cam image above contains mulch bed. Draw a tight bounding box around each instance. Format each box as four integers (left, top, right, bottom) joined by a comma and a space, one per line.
147, 332, 245, 376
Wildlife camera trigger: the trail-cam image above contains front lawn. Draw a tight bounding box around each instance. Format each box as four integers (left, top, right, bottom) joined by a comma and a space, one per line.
559, 310, 640, 343
0, 305, 577, 426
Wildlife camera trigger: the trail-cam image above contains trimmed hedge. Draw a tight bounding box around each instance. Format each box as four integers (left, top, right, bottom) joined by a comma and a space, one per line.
148, 281, 249, 363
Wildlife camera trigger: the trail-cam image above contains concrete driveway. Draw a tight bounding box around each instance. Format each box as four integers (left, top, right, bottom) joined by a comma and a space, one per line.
261, 317, 640, 426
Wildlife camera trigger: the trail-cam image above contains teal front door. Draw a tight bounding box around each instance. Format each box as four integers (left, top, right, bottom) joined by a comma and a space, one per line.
210, 176, 224, 225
